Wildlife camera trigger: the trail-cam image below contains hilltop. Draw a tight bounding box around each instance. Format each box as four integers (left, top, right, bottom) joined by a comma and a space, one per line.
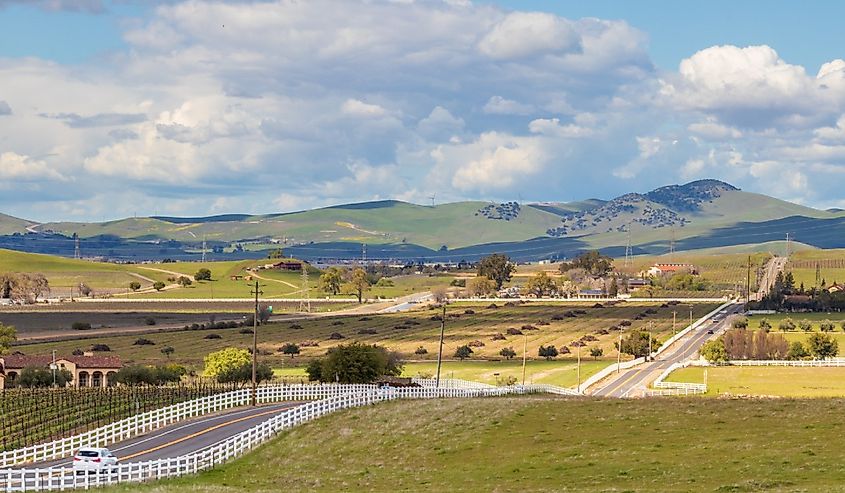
1, 179, 844, 261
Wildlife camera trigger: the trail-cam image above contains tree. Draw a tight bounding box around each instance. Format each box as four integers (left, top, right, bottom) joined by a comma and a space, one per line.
0, 323, 16, 355
203, 348, 252, 379
798, 319, 813, 332
700, 339, 728, 363
759, 319, 772, 331
5, 273, 50, 303
820, 320, 836, 332
589, 347, 604, 360
153, 281, 166, 291
128, 281, 142, 292
307, 343, 403, 383
778, 318, 796, 332
78, 282, 93, 297
16, 367, 73, 388
217, 362, 273, 385
807, 333, 838, 359
345, 268, 371, 303
616, 331, 659, 358
477, 254, 515, 290
280, 343, 301, 358
177, 276, 193, 287
454, 345, 474, 360
558, 251, 613, 277
499, 347, 517, 360
608, 277, 619, 298
320, 267, 344, 295
787, 341, 809, 360
258, 305, 273, 324
431, 286, 449, 303
526, 271, 557, 297
114, 365, 181, 385
538, 345, 559, 360
160, 346, 175, 359
267, 248, 284, 259
466, 276, 496, 297
194, 268, 212, 281
732, 318, 748, 329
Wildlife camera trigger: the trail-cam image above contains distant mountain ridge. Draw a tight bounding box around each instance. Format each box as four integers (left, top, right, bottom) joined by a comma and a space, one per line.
1, 179, 844, 261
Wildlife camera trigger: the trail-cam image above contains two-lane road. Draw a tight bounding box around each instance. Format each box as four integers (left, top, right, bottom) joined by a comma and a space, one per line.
592, 303, 743, 398
23, 402, 301, 468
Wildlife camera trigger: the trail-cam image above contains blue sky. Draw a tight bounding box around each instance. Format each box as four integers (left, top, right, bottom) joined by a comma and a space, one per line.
1, 0, 844, 221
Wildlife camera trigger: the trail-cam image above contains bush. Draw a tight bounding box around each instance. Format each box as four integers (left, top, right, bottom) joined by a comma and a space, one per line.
538, 345, 558, 360
144, 317, 156, 326
194, 268, 212, 281
331, 321, 344, 326
290, 324, 304, 330
279, 343, 301, 358
521, 324, 537, 331
499, 347, 516, 360
463, 309, 475, 315
204, 334, 222, 340
467, 340, 485, 348
71, 322, 92, 331
700, 339, 728, 363
414, 346, 428, 355
820, 320, 836, 332
90, 344, 111, 352
506, 328, 523, 336
329, 332, 345, 340
133, 338, 155, 346
778, 318, 795, 332
153, 281, 166, 291
798, 319, 813, 332
732, 318, 748, 329
239, 328, 254, 335
454, 345, 473, 360
759, 318, 772, 331
16, 367, 73, 388
128, 281, 141, 291
491, 333, 507, 341
358, 317, 371, 321
358, 328, 377, 335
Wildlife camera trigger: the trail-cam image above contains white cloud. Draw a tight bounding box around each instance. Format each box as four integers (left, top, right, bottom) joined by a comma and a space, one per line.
478, 11, 580, 60
0, 152, 66, 181
341, 99, 389, 118
483, 96, 534, 115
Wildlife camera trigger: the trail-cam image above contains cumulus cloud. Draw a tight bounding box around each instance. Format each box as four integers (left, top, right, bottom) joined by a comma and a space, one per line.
0, 101, 11, 115
0, 0, 105, 12
483, 96, 534, 115
478, 12, 580, 60
0, 152, 66, 181
41, 112, 147, 128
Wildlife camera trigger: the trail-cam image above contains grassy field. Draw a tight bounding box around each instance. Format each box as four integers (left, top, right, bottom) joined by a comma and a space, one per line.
616, 251, 771, 294
105, 396, 845, 492
787, 248, 845, 288
271, 360, 609, 387
745, 313, 845, 331
13, 302, 718, 369
668, 366, 845, 397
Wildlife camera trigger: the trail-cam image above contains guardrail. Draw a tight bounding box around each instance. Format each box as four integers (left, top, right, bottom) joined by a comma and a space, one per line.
644, 361, 706, 397
0, 384, 375, 469
0, 383, 574, 491
653, 301, 733, 357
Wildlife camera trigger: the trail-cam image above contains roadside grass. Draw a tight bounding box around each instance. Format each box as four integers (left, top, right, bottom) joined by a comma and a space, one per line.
272, 360, 609, 388
668, 366, 845, 397
14, 302, 718, 369
104, 396, 845, 492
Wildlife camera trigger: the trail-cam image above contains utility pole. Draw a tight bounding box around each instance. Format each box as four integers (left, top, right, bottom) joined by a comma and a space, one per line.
521, 331, 528, 385
435, 304, 446, 387
624, 226, 632, 268
647, 323, 653, 362
250, 281, 262, 406
51, 350, 57, 387
201, 236, 207, 263
785, 233, 790, 258
616, 328, 623, 373
746, 255, 752, 308
672, 311, 677, 337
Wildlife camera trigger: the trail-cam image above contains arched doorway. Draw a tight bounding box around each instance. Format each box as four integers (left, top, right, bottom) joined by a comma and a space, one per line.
92, 371, 104, 388
78, 371, 89, 387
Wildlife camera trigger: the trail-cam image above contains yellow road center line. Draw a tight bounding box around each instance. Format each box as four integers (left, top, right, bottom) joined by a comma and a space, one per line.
120, 406, 290, 461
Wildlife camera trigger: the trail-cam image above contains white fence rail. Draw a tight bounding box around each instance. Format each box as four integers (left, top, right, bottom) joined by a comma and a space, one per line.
724, 359, 845, 367
0, 384, 573, 492
411, 378, 494, 389
653, 301, 733, 358
645, 361, 706, 397
0, 384, 375, 469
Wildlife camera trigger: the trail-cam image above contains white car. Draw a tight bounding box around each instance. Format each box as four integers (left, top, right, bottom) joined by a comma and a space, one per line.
73, 447, 118, 475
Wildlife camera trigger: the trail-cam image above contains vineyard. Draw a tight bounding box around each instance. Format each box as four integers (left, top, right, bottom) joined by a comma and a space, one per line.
787, 250, 845, 288
617, 252, 771, 293
0, 383, 237, 452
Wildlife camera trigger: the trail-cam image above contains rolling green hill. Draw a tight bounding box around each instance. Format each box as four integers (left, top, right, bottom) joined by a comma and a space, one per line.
4, 179, 845, 261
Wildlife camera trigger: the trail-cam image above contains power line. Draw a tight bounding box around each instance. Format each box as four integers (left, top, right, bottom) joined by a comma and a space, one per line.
298, 265, 311, 313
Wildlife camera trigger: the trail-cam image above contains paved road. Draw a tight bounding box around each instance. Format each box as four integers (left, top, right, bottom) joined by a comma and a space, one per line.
592, 302, 744, 398
756, 256, 788, 301
25, 402, 300, 468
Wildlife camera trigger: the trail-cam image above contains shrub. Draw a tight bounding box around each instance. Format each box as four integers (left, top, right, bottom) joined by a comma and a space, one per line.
454, 345, 473, 360
358, 328, 377, 335
329, 332, 345, 340
153, 281, 166, 291
798, 319, 813, 332
463, 309, 475, 315
759, 318, 773, 331
204, 334, 222, 340
71, 322, 92, 331
414, 346, 428, 355
289, 324, 304, 330
90, 344, 111, 352
619, 320, 632, 327
194, 268, 212, 281
491, 333, 507, 341
733, 318, 749, 329
239, 328, 254, 335
467, 340, 485, 348
521, 324, 537, 331
777, 318, 795, 332
559, 346, 571, 355
72, 348, 84, 356
499, 347, 517, 360
820, 320, 836, 332
538, 345, 558, 360
331, 321, 344, 326
358, 317, 371, 321
506, 328, 523, 336
306, 342, 403, 383
592, 303, 604, 308
486, 303, 498, 309
536, 320, 550, 326
144, 317, 156, 326
133, 338, 155, 346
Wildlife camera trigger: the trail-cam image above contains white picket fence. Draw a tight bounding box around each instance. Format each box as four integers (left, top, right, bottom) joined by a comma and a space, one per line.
644, 361, 706, 397
411, 378, 494, 389
0, 384, 572, 492
725, 359, 845, 367
0, 384, 375, 469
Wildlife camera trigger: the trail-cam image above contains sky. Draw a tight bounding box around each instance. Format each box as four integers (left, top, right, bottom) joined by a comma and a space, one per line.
1, 0, 845, 222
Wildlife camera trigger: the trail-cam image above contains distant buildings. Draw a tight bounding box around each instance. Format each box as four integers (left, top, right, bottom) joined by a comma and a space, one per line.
643, 263, 698, 277
0, 353, 122, 388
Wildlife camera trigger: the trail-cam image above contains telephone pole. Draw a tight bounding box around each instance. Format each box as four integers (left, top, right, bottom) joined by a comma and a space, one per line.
250, 281, 263, 406
521, 331, 528, 385
746, 255, 752, 307
435, 304, 446, 387
576, 342, 582, 393
201, 236, 207, 263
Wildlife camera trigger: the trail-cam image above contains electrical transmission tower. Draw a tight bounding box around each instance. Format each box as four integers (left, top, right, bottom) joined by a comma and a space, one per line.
298, 265, 311, 313
362, 243, 367, 263
623, 222, 632, 268
816, 262, 821, 288
201, 236, 207, 263
669, 226, 676, 257
73, 233, 81, 260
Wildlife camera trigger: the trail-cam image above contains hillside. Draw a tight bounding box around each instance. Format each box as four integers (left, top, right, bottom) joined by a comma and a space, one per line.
4, 179, 845, 261
106, 397, 845, 493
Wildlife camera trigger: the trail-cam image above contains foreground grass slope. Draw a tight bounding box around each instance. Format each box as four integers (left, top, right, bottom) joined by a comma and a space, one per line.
109, 396, 845, 492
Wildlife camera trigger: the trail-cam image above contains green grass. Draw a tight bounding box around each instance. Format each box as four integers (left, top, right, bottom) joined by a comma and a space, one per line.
787, 249, 845, 289
105, 396, 845, 492
616, 251, 771, 293
401, 360, 608, 387
745, 313, 845, 331
668, 366, 845, 397
15, 302, 718, 370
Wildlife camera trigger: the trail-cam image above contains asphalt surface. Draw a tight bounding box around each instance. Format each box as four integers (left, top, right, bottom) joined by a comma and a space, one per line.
756, 256, 787, 301
592, 302, 744, 398
26, 402, 300, 468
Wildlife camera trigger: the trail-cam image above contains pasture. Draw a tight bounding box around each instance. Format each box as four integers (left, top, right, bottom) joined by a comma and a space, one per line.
616, 251, 771, 293
668, 366, 845, 397
787, 248, 845, 288
104, 396, 845, 492
12, 302, 719, 368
